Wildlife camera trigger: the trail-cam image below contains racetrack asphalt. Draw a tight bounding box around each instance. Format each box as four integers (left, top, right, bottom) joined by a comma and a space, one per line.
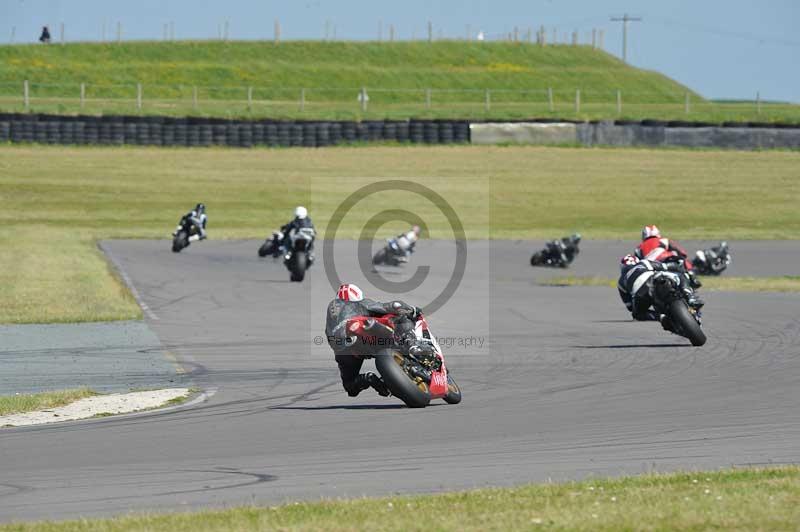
0, 239, 798, 523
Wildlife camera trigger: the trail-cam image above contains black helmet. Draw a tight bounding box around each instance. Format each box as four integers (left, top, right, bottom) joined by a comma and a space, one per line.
571, 233, 582, 244
195, 203, 206, 215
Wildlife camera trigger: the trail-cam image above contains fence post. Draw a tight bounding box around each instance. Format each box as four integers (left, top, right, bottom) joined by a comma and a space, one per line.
575, 89, 580, 114
10, 26, 15, 44
192, 86, 198, 110
592, 28, 597, 49
360, 87, 368, 112
484, 89, 491, 112
428, 21, 433, 42
425, 88, 431, 110
616, 89, 622, 115
684, 92, 690, 115
23, 80, 29, 110
389, 24, 395, 42
274, 20, 281, 44
137, 83, 142, 111
547, 87, 553, 112
300, 88, 305, 112
116, 21, 121, 43
756, 91, 761, 115
80, 82, 85, 109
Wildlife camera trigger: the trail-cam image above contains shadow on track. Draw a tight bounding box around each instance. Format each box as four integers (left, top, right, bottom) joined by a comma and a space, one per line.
571, 343, 688, 349
270, 404, 406, 411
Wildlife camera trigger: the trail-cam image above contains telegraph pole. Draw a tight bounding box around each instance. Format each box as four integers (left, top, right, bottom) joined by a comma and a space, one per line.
610, 14, 642, 63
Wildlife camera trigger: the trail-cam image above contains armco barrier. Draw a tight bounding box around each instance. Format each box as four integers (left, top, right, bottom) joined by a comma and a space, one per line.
472, 120, 800, 149
0, 114, 471, 148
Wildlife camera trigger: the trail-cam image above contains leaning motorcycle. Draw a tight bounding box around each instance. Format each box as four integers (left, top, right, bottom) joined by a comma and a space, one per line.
171, 217, 200, 253
372, 238, 408, 266
346, 313, 462, 408
693, 242, 731, 276
258, 231, 282, 258
651, 270, 707, 346
283, 226, 316, 282
530, 237, 580, 268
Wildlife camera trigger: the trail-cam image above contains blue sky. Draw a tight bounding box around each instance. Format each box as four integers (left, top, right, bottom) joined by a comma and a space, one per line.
3, 0, 799, 102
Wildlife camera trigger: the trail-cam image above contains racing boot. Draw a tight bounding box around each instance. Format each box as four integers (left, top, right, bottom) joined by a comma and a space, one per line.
659, 314, 677, 333
363, 372, 390, 397
687, 270, 703, 289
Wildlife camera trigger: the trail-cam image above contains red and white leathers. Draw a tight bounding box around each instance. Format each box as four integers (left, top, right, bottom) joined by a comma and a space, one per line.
635, 236, 693, 270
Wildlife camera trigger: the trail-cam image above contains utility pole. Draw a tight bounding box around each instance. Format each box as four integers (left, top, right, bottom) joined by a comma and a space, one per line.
610, 14, 642, 63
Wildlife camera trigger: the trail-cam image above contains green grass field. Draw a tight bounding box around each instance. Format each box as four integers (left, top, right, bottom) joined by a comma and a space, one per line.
2, 466, 797, 531
0, 388, 96, 416
4, 40, 798, 122
1, 144, 798, 323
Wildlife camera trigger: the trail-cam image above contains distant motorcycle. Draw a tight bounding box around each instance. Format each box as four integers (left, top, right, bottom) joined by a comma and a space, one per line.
258, 231, 282, 258
652, 268, 706, 346
172, 217, 201, 253
372, 238, 409, 266
693, 242, 731, 276
530, 234, 581, 268
283, 226, 316, 282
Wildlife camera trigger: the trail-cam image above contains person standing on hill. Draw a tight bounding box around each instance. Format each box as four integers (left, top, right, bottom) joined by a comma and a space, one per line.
39, 26, 51, 43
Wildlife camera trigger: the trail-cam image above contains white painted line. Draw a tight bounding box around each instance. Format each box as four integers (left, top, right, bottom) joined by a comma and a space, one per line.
98, 242, 159, 321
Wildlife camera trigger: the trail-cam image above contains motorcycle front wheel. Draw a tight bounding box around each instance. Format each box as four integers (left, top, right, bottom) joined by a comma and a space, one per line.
172, 230, 188, 253
375, 350, 431, 408
530, 251, 544, 266
372, 248, 387, 265
443, 374, 462, 404
289, 251, 307, 282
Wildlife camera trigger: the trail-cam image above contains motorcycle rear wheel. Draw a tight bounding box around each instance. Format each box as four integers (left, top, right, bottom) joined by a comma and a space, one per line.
669, 300, 707, 346
375, 350, 431, 408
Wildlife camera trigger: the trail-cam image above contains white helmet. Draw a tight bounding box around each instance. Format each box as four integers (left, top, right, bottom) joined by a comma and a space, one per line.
641, 225, 661, 240
294, 206, 308, 220
337, 283, 363, 302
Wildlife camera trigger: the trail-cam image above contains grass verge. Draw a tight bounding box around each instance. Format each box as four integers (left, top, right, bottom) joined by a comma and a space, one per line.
1, 145, 798, 323
540, 275, 800, 292
0, 387, 96, 416
1, 466, 797, 531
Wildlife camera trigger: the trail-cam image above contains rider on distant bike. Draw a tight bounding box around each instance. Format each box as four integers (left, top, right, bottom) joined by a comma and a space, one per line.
173, 203, 207, 242
325, 283, 432, 398
266, 206, 316, 258
388, 225, 421, 262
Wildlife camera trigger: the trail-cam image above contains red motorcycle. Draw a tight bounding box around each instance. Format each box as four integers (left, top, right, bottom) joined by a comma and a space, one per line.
345, 313, 462, 408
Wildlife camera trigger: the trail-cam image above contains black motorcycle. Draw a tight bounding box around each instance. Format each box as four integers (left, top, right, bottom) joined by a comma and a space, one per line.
530, 234, 581, 268
372, 238, 409, 266
172, 216, 201, 253
258, 231, 282, 258
652, 270, 706, 346
283, 226, 316, 282
693, 242, 731, 276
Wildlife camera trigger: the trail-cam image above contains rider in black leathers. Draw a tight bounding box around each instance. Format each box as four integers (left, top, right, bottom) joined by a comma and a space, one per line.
325, 284, 431, 397
267, 206, 316, 258
173, 203, 207, 242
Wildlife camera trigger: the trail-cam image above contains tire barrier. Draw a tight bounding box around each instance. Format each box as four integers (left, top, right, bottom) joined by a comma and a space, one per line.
0, 113, 472, 148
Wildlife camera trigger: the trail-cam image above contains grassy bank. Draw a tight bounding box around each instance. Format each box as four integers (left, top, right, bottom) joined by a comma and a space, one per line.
0, 388, 96, 416
2, 466, 797, 531
540, 276, 800, 292
7, 40, 798, 122
1, 145, 798, 323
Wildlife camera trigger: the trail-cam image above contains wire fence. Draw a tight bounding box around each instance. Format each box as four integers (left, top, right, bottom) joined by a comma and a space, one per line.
1, 81, 796, 122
